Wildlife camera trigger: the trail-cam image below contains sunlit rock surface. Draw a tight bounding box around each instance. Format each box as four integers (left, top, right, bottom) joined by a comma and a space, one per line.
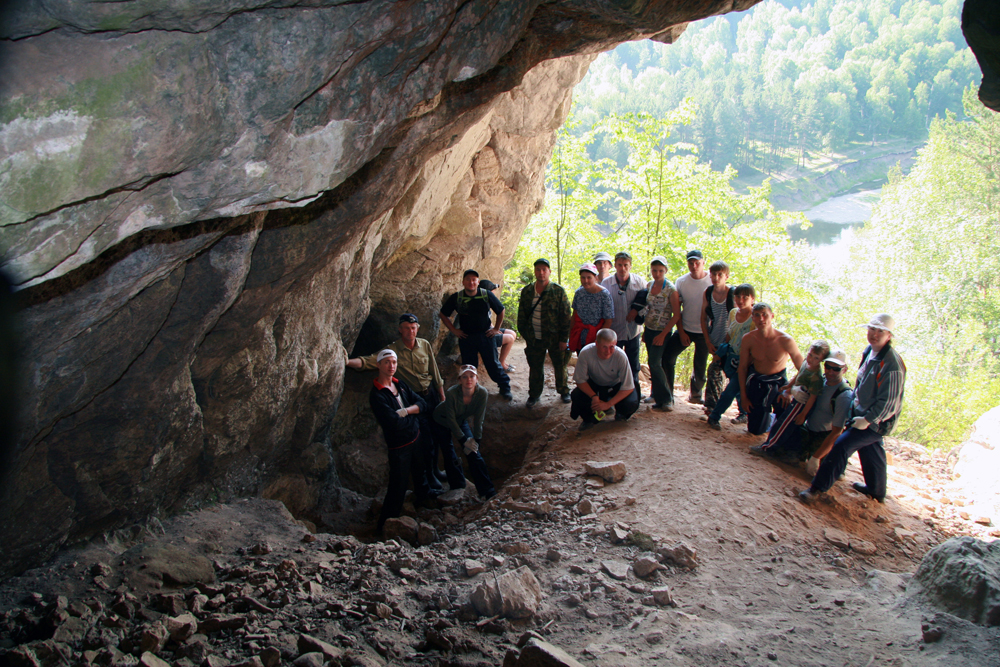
0, 0, 759, 577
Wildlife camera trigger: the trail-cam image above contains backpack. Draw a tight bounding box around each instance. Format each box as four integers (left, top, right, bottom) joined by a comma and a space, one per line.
704, 286, 735, 330
455, 288, 489, 317
830, 380, 851, 414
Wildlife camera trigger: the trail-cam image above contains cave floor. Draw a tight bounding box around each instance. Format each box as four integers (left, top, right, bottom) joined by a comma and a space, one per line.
2, 356, 998, 666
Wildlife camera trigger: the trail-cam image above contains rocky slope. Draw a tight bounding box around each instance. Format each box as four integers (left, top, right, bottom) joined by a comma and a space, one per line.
0, 1, 756, 578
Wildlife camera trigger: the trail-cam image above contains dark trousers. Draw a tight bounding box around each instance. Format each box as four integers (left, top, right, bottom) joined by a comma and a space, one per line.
762, 400, 811, 449
810, 428, 887, 500
663, 329, 709, 404
524, 339, 570, 400
377, 439, 429, 531
417, 389, 467, 490
570, 379, 640, 424
458, 332, 510, 392
616, 335, 642, 401
746, 368, 787, 435
458, 422, 495, 498
705, 355, 726, 409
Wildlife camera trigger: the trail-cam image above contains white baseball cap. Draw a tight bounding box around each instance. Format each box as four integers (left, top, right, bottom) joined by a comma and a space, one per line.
824, 350, 848, 367
376, 349, 397, 362
458, 364, 478, 377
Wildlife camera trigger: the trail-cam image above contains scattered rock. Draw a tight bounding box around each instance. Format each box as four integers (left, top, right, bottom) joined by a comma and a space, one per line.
576, 499, 594, 516
545, 548, 562, 562
651, 586, 673, 607
657, 542, 698, 569
139, 652, 171, 667
824, 528, 851, 550
121, 543, 216, 590
470, 566, 543, 619
609, 526, 627, 544
583, 461, 627, 484
601, 561, 628, 581
297, 634, 344, 661
921, 623, 944, 643
382, 517, 419, 545
417, 522, 438, 545
632, 557, 663, 579
892, 528, 917, 542
292, 654, 325, 667
165, 614, 198, 643
514, 637, 585, 666
465, 560, 486, 577
643, 631, 663, 645
852, 540, 878, 555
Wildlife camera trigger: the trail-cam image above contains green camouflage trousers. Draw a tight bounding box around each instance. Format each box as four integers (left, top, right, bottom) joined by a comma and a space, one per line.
523, 339, 571, 400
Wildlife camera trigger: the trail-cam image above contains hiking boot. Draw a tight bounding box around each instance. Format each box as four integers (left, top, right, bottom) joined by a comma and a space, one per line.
560, 392, 572, 404
526, 397, 539, 408
688, 395, 703, 405
798, 488, 821, 504
748, 444, 770, 458
579, 420, 596, 432
652, 404, 672, 412
500, 389, 513, 400
707, 418, 721, 430
731, 414, 748, 425
852, 482, 885, 503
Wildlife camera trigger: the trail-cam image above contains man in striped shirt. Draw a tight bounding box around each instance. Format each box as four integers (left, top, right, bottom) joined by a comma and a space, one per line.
800, 314, 906, 505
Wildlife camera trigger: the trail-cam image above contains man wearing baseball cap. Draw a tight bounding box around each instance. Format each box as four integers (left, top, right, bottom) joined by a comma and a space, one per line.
347, 313, 466, 494
601, 251, 647, 403
663, 249, 713, 406
518, 258, 573, 407
801, 314, 906, 504
439, 269, 513, 400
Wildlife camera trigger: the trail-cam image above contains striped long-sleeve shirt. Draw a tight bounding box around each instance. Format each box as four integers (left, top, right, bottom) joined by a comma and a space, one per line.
853, 342, 906, 435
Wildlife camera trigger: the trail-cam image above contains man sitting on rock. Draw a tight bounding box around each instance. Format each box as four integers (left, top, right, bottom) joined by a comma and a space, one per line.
738, 303, 804, 435
800, 314, 906, 504
570, 328, 640, 432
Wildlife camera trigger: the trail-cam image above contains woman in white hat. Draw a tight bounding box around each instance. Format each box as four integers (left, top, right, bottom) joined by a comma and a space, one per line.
434, 365, 496, 499
368, 349, 432, 532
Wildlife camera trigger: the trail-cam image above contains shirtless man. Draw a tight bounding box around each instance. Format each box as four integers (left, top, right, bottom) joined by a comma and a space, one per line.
738, 303, 804, 435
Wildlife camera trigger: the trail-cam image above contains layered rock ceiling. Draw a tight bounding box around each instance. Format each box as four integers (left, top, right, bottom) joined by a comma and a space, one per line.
1, 0, 993, 579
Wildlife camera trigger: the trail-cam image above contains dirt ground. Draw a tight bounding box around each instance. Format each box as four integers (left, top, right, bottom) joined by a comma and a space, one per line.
2, 342, 999, 666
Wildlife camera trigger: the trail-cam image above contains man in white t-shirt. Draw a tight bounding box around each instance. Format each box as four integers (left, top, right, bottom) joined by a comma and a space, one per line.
662, 249, 714, 406
601, 251, 647, 402
570, 329, 640, 431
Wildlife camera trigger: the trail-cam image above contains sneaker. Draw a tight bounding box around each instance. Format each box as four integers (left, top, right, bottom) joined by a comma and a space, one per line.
688, 395, 703, 405
798, 489, 821, 504
707, 418, 721, 430
560, 392, 572, 404
579, 421, 596, 432
500, 389, 513, 400
505, 364, 516, 373
642, 396, 656, 404
731, 414, 748, 425
852, 482, 885, 503
652, 404, 672, 412
748, 444, 771, 458
526, 397, 539, 408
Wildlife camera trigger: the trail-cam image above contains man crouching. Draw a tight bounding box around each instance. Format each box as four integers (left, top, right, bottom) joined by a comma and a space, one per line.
570, 328, 640, 432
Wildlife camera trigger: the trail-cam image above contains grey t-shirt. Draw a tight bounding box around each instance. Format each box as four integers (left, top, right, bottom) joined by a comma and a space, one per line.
574, 343, 634, 391
806, 379, 854, 432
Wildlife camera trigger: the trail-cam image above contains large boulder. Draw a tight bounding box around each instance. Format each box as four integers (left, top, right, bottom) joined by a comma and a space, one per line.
907, 537, 1000, 626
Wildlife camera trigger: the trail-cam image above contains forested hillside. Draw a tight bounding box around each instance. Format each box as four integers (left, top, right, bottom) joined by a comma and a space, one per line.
573, 0, 979, 174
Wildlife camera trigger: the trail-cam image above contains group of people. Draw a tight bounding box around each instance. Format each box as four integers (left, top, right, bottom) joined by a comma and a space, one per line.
349, 250, 906, 532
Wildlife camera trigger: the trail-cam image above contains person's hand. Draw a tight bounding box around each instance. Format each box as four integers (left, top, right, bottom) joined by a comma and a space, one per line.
707, 342, 716, 356
793, 413, 806, 426
626, 310, 637, 322
485, 327, 500, 338
741, 397, 752, 414
653, 331, 667, 346
590, 394, 603, 410
463, 438, 479, 455
558, 341, 568, 351
453, 329, 468, 339
777, 391, 791, 408
851, 417, 870, 430
680, 330, 690, 346
396, 408, 408, 418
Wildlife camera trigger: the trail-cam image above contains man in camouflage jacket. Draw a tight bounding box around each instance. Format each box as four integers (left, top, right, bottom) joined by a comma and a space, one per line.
518, 258, 573, 407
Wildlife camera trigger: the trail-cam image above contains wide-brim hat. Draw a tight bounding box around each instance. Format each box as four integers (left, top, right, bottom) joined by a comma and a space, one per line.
861, 313, 895, 332
593, 252, 613, 263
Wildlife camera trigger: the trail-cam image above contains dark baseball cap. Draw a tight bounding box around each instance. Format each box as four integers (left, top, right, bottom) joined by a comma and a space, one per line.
686, 249, 703, 260
398, 313, 419, 324
463, 269, 479, 278
533, 258, 551, 267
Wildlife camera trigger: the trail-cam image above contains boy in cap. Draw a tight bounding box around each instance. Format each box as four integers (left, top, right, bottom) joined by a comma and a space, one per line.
439, 269, 513, 400
434, 365, 496, 499
518, 258, 573, 407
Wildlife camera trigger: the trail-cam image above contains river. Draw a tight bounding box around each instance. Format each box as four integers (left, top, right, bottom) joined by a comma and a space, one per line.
786, 189, 881, 277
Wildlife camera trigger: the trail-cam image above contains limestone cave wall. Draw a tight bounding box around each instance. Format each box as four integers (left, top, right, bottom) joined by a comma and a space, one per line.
0, 0, 760, 578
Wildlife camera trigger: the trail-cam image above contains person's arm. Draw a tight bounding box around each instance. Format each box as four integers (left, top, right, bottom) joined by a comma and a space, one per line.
701, 290, 714, 354
517, 286, 531, 335
438, 311, 466, 339
423, 340, 446, 401
370, 388, 406, 429
347, 351, 379, 370
472, 388, 488, 440
556, 288, 572, 350
813, 426, 844, 461
786, 336, 805, 371
739, 334, 754, 413
856, 360, 905, 428
485, 292, 505, 338
606, 386, 634, 408
795, 393, 817, 425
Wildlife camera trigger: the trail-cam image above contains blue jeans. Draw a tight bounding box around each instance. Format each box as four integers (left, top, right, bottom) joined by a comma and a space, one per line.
709, 376, 743, 422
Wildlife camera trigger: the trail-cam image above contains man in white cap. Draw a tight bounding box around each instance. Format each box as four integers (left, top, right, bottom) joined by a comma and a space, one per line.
593, 252, 614, 284
367, 349, 433, 532
801, 314, 905, 504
